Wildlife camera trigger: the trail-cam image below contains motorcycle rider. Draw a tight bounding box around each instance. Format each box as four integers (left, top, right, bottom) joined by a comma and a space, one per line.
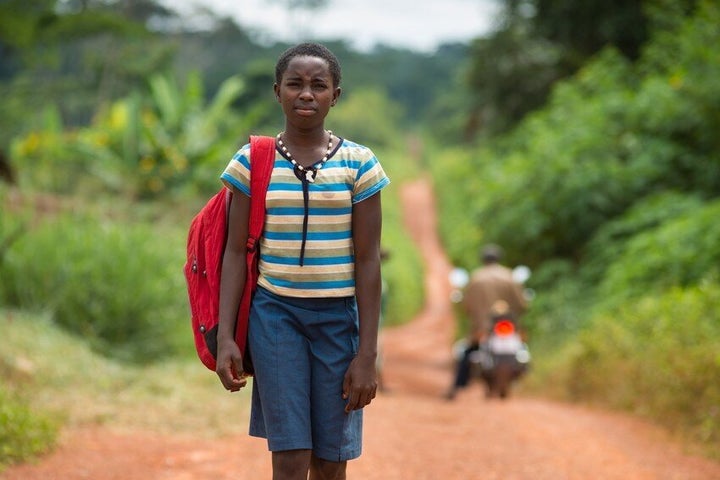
445, 244, 527, 400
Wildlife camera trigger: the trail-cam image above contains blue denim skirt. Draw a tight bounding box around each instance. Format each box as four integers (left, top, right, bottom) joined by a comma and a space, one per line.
247, 286, 363, 461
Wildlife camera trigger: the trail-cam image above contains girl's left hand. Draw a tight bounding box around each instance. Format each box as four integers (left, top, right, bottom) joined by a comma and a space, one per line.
342, 353, 378, 412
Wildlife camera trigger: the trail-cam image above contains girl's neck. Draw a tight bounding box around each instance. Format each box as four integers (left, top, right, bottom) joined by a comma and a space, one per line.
277, 128, 335, 170
282, 126, 327, 147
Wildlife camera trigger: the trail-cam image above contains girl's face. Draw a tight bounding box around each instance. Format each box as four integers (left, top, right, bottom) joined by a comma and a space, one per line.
274, 55, 341, 130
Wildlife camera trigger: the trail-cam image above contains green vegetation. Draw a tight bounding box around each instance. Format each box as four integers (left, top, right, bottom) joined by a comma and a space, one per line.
568, 284, 720, 443
0, 309, 254, 469
0, 211, 189, 362
1, 0, 718, 468
373, 145, 425, 327
432, 1, 720, 456
0, 389, 58, 469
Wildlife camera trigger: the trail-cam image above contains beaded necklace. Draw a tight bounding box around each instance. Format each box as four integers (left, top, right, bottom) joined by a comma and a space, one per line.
276, 130, 333, 183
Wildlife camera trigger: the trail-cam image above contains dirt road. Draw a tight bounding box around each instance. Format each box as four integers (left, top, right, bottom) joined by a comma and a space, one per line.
4, 178, 720, 480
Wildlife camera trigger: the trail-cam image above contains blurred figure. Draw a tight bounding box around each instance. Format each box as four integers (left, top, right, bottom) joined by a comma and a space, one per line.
445, 244, 527, 400
377, 248, 390, 393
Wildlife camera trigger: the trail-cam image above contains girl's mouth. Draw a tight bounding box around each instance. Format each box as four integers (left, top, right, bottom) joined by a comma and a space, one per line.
294, 106, 316, 116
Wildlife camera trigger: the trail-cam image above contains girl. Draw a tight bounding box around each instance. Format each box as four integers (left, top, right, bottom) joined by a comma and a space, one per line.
216, 42, 390, 480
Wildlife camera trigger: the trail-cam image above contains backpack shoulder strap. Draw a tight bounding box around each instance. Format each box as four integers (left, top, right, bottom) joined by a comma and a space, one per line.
247, 135, 275, 251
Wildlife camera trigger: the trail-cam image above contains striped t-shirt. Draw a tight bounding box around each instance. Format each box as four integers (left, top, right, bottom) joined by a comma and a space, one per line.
221, 138, 390, 298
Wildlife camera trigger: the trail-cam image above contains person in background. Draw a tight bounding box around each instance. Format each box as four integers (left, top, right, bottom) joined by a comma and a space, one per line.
216, 42, 390, 479
376, 248, 390, 393
445, 244, 527, 400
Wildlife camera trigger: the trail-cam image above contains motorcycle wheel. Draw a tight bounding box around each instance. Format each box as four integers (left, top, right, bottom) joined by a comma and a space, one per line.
489, 360, 514, 399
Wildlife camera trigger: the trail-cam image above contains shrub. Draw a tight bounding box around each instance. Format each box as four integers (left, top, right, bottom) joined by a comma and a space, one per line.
0, 390, 58, 469
599, 199, 720, 301
10, 73, 253, 199
566, 283, 720, 451
0, 213, 188, 362
581, 191, 703, 286
521, 259, 593, 346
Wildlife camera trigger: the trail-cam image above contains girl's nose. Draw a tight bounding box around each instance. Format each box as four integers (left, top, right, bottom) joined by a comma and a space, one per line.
299, 86, 313, 99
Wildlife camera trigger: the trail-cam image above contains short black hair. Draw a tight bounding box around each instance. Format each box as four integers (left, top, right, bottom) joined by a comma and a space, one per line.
275, 42, 342, 88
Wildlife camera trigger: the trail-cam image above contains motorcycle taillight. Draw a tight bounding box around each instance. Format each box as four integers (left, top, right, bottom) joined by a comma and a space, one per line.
493, 319, 516, 336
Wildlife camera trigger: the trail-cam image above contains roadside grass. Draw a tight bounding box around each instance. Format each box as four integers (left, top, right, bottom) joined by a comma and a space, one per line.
0, 388, 58, 470
375, 146, 424, 327
1, 309, 252, 443
522, 283, 720, 460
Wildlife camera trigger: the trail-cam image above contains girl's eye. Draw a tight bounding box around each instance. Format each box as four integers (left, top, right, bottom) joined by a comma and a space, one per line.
282, 79, 329, 91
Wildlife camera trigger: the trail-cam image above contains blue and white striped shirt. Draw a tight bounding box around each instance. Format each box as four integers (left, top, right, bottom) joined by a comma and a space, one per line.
221, 138, 390, 298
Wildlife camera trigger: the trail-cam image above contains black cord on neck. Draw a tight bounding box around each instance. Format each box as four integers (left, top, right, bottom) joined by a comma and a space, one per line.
294, 166, 311, 266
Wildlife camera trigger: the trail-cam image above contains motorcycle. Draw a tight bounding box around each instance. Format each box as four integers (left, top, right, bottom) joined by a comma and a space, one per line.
448, 265, 533, 399
469, 311, 531, 399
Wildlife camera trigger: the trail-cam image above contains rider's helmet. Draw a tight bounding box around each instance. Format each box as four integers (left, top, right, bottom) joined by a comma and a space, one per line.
481, 244, 504, 264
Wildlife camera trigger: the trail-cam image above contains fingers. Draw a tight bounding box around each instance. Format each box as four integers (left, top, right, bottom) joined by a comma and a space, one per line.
216, 352, 248, 392
217, 365, 246, 392
232, 355, 246, 385
345, 390, 375, 412
342, 372, 351, 400
342, 376, 354, 412
343, 383, 377, 412
342, 361, 378, 411
227, 376, 248, 392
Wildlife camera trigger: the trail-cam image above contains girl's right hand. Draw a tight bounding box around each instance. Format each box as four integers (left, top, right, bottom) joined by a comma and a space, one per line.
215, 339, 248, 392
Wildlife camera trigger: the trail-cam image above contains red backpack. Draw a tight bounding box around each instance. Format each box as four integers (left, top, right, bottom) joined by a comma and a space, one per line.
183, 135, 275, 373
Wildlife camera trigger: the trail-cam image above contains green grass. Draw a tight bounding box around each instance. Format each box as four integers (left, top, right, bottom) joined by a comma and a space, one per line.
0, 211, 190, 362
523, 283, 720, 460
0, 388, 58, 469
0, 309, 253, 444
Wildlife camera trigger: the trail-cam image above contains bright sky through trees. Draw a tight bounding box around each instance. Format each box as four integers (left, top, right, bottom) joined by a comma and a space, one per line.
165, 0, 497, 52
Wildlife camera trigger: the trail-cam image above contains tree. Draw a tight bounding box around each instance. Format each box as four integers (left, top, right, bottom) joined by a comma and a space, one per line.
462, 0, 699, 139
0, 0, 177, 151
532, 0, 648, 61
465, 23, 562, 137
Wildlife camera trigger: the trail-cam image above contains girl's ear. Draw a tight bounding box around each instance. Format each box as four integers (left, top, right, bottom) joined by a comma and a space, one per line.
332, 87, 342, 106
273, 83, 281, 102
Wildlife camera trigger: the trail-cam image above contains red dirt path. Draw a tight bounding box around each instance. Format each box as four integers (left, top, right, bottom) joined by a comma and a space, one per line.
3, 177, 720, 480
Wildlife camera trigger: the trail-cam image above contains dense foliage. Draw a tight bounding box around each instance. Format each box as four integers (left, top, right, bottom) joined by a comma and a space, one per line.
462, 0, 701, 138
435, 0, 720, 286
431, 1, 720, 453
565, 283, 720, 446
0, 211, 188, 362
